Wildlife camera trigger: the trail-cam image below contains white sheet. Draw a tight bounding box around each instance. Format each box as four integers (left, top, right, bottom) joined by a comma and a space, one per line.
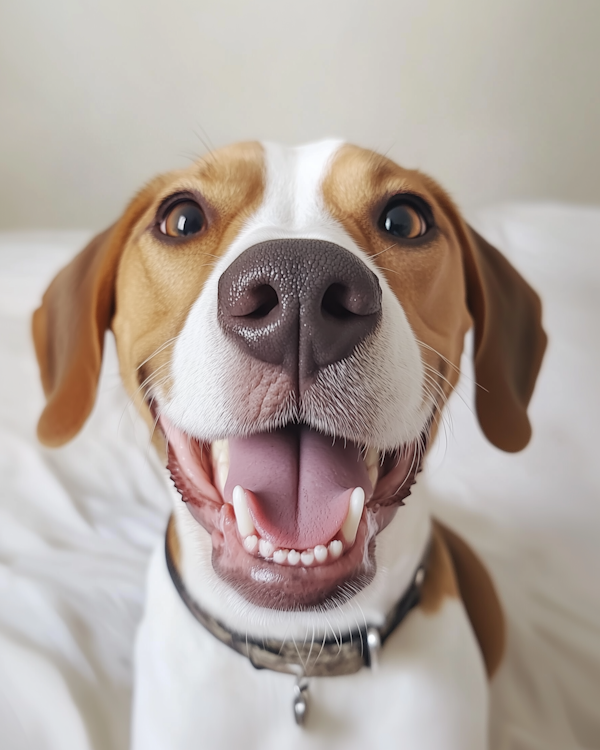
0, 205, 598, 749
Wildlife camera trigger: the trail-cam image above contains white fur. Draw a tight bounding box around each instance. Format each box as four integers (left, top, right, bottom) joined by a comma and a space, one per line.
170, 470, 431, 640
158, 140, 432, 638
162, 141, 427, 450
132, 142, 489, 749
133, 521, 488, 750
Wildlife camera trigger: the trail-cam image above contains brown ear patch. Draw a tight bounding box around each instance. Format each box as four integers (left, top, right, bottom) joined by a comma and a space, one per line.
419, 524, 460, 613
464, 228, 547, 452
420, 523, 505, 678
33, 226, 119, 446
32, 178, 164, 447
319, 144, 545, 453
33, 143, 267, 449
434, 522, 506, 678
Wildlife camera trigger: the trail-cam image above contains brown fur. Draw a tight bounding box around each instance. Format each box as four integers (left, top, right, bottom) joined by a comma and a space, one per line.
32, 141, 545, 681
113, 142, 265, 451
421, 523, 505, 678
34, 142, 265, 449
166, 512, 505, 678
34, 141, 545, 453
419, 524, 460, 613
322, 144, 546, 452
32, 176, 168, 446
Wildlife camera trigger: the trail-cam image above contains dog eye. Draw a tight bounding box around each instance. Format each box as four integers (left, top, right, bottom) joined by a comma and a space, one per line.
160, 201, 205, 238
380, 200, 427, 239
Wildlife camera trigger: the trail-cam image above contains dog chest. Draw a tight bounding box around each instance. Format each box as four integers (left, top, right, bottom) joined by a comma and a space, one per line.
132, 545, 488, 750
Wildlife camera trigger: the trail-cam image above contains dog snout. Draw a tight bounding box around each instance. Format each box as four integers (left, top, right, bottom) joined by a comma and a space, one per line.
217, 238, 382, 389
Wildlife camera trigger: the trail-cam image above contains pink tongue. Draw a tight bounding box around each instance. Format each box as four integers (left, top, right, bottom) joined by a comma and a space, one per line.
224, 426, 371, 550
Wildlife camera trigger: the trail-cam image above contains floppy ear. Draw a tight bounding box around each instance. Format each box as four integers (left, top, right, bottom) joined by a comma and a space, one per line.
462, 227, 547, 452
32, 187, 155, 447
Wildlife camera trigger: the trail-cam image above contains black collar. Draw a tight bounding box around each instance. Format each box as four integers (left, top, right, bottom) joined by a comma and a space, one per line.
165, 516, 430, 679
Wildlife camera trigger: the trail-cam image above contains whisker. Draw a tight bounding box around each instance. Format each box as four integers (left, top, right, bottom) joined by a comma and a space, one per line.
376, 263, 403, 277
136, 337, 179, 372
421, 374, 455, 442
369, 242, 397, 260
422, 361, 474, 417
193, 123, 216, 158
415, 339, 462, 377
416, 337, 488, 394
117, 365, 172, 437
311, 628, 329, 670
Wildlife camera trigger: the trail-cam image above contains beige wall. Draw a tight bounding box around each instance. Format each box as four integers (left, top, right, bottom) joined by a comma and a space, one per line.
1, 0, 599, 229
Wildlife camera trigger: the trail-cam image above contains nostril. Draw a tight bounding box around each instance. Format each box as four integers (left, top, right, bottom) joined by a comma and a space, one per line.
218, 239, 382, 373
321, 284, 357, 320
235, 284, 279, 319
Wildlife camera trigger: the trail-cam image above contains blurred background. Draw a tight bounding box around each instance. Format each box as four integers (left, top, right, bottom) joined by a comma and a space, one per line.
1, 0, 599, 229
1, 3, 600, 749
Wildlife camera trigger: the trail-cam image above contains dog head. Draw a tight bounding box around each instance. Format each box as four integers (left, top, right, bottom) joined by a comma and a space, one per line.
33, 141, 546, 614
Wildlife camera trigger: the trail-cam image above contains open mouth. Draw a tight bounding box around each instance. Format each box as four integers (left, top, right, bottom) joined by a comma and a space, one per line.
163, 419, 427, 610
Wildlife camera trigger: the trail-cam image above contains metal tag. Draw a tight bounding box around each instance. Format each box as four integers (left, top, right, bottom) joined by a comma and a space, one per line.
293, 676, 310, 726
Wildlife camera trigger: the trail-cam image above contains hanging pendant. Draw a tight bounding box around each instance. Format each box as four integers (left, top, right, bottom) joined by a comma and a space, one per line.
293, 675, 310, 726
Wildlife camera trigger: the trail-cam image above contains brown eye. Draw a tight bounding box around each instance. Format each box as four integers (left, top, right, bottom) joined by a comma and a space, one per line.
160, 200, 205, 238
380, 201, 427, 239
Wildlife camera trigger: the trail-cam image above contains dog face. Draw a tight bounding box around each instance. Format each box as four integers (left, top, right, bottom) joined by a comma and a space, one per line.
33, 141, 546, 613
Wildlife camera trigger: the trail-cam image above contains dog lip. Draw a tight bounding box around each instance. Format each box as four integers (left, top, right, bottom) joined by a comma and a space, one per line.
161, 414, 426, 609
210, 500, 379, 610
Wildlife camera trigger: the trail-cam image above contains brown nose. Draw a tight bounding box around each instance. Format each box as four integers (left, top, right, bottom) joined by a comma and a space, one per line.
217, 239, 382, 390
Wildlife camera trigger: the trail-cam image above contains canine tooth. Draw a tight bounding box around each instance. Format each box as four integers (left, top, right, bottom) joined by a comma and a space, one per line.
258, 539, 274, 559
365, 447, 379, 490
300, 550, 314, 566
212, 438, 228, 460
216, 463, 229, 495
329, 540, 343, 559
243, 535, 258, 553
314, 545, 328, 563
367, 465, 378, 491
273, 548, 289, 564
365, 447, 379, 465
287, 550, 300, 566
232, 485, 256, 538
212, 440, 230, 492
341, 487, 365, 545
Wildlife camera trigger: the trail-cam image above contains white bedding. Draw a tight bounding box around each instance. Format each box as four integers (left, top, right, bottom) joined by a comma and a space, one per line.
0, 205, 599, 749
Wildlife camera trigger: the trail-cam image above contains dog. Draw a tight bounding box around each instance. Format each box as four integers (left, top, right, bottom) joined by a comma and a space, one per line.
32, 140, 546, 749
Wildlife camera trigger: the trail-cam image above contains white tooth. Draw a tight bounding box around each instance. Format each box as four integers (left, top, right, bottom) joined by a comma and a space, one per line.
314, 545, 328, 563
216, 462, 229, 495
365, 447, 379, 490
329, 540, 343, 559
365, 447, 379, 468
300, 550, 314, 566
211, 440, 230, 494
212, 438, 226, 459
273, 549, 289, 564
287, 549, 300, 566
258, 539, 274, 558
232, 485, 256, 538
341, 487, 365, 545
243, 535, 258, 553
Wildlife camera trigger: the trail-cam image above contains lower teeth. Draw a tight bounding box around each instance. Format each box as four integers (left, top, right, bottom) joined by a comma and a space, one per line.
300, 550, 314, 566
243, 535, 258, 553
231, 483, 365, 566
287, 550, 300, 566
242, 536, 346, 566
